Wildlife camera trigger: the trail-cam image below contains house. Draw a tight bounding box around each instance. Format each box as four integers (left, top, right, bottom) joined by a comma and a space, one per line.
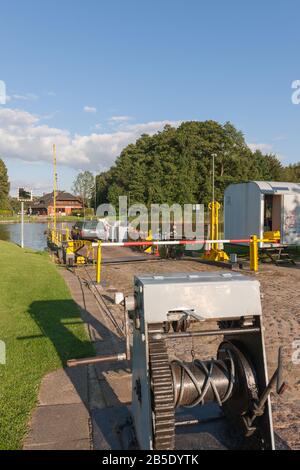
31, 191, 83, 216
224, 181, 300, 246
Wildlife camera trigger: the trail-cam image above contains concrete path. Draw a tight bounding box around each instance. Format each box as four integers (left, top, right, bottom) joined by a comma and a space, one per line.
62, 267, 132, 450
23, 367, 91, 450
24, 259, 132, 450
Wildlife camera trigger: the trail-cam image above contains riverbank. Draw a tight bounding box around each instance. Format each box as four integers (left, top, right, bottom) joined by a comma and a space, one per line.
0, 216, 84, 224
0, 241, 94, 450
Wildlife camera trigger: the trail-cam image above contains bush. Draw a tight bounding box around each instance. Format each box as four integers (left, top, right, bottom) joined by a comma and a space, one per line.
71, 209, 84, 217
85, 208, 95, 217
0, 209, 13, 217
71, 208, 95, 217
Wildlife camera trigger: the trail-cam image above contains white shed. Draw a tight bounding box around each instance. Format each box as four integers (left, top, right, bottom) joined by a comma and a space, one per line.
224, 181, 300, 246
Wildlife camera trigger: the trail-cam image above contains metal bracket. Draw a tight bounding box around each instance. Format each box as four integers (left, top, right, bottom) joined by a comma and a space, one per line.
243, 347, 287, 435
167, 308, 205, 322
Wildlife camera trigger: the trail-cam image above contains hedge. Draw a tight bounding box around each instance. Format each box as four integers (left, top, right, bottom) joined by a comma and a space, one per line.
0, 210, 13, 217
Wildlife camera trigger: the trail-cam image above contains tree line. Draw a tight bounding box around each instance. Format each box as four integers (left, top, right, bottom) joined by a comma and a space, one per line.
0, 158, 10, 211
1, 120, 299, 212
95, 120, 299, 208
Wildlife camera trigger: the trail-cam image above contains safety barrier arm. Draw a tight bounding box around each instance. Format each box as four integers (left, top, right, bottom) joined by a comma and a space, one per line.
92, 238, 253, 282
64, 236, 281, 283
91, 239, 251, 248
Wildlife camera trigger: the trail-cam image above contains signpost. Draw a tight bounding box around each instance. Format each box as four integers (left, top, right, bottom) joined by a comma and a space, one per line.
18, 188, 33, 248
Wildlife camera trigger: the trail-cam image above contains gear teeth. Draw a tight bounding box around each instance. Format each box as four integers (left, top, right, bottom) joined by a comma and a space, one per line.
149, 336, 175, 450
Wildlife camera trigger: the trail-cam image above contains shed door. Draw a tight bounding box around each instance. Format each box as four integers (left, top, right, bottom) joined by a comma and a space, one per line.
282, 194, 300, 245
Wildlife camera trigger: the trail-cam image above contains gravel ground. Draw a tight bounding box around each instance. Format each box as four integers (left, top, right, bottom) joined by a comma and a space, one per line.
86, 249, 300, 449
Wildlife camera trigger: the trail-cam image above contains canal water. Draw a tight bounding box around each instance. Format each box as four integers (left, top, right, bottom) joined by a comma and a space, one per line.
0, 222, 75, 251
0, 223, 48, 251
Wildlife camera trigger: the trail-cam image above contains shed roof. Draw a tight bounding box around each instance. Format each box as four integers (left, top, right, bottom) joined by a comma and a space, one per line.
252, 181, 300, 194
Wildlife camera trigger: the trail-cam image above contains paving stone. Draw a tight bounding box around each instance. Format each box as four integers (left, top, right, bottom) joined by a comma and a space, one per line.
91, 406, 131, 450
24, 438, 91, 451
24, 403, 90, 449
38, 367, 88, 406
89, 377, 107, 410
101, 371, 132, 405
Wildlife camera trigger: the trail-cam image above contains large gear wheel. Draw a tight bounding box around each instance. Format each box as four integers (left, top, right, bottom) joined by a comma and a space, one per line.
149, 336, 175, 450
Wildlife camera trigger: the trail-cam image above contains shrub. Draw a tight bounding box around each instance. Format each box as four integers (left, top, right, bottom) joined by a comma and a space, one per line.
0, 209, 13, 217
71, 208, 95, 217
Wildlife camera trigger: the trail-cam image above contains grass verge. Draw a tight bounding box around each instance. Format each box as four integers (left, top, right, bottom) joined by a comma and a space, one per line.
0, 216, 85, 223
0, 241, 94, 450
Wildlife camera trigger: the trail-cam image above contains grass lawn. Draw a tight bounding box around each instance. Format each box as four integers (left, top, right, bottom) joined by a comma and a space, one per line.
0, 241, 94, 450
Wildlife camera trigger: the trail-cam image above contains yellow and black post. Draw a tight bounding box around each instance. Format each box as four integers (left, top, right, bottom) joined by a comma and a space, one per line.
210, 201, 220, 252
250, 235, 259, 272
96, 241, 102, 284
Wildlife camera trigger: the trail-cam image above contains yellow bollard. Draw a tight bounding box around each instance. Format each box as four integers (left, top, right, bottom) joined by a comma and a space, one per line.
250, 235, 259, 272
210, 201, 220, 252
66, 241, 74, 256
96, 241, 102, 284
144, 229, 153, 254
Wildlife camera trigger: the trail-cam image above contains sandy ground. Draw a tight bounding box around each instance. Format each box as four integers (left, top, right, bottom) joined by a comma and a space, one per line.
95, 248, 300, 449
257, 264, 300, 449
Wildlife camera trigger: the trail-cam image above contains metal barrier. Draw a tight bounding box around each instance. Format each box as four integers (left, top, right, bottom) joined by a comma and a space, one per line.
92, 236, 284, 282
50, 230, 281, 283
49, 227, 71, 246
91, 239, 251, 248
91, 238, 255, 284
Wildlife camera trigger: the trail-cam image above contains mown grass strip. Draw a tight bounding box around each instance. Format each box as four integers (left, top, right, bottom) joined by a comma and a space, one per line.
0, 241, 94, 449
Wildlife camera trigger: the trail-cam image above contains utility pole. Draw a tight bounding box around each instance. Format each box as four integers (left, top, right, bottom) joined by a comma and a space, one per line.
94, 172, 97, 215
212, 153, 216, 203
53, 144, 57, 234
18, 187, 32, 249
21, 201, 24, 248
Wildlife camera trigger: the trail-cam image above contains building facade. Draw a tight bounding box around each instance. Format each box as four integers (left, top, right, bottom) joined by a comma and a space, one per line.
32, 191, 83, 216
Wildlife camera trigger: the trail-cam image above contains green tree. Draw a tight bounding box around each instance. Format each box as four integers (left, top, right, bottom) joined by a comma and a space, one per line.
8, 197, 21, 213
250, 151, 284, 181
95, 120, 292, 207
95, 171, 113, 206
0, 159, 10, 209
281, 163, 300, 182
72, 171, 95, 207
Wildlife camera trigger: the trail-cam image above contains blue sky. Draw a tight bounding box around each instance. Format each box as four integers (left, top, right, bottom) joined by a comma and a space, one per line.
0, 0, 300, 195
